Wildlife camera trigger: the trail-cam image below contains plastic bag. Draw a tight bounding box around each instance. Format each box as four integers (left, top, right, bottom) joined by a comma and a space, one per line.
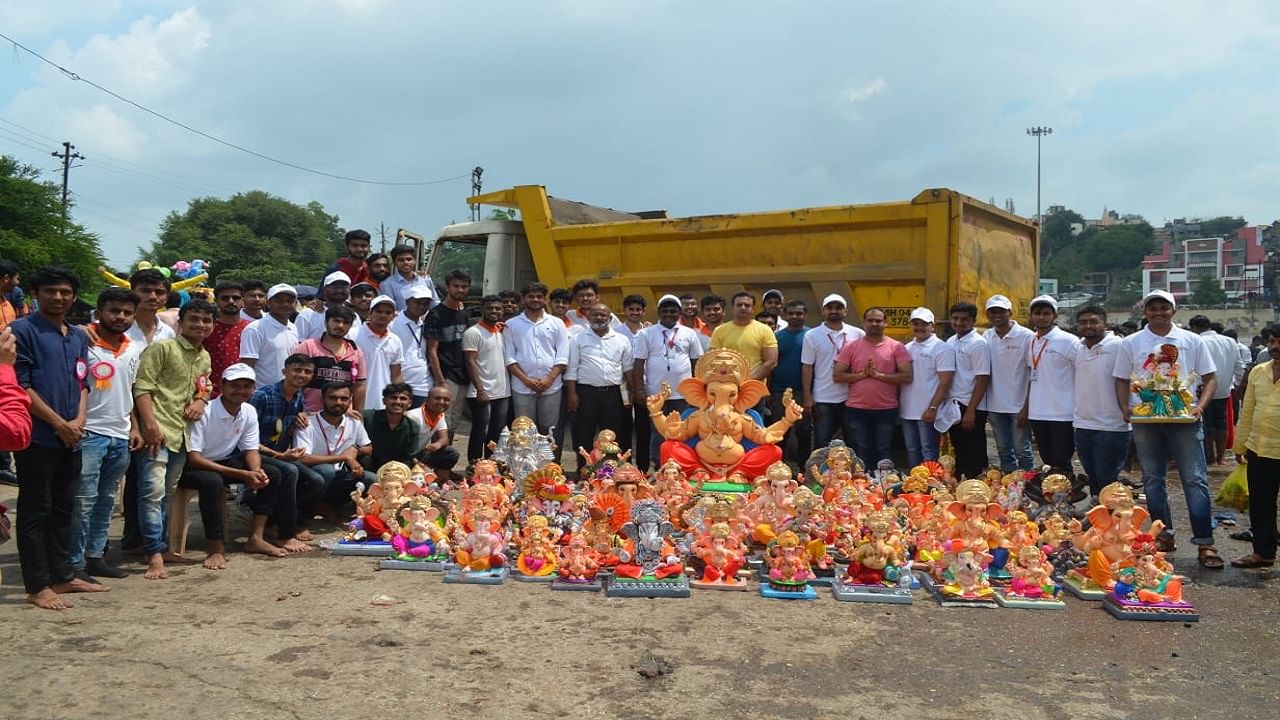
1215, 464, 1249, 512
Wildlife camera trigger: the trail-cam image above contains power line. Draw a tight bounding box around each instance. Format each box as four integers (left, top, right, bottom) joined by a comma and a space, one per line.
0, 130, 51, 155
0, 31, 468, 187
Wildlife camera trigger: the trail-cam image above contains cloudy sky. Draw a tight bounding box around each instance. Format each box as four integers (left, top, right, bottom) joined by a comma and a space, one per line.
2, 1, 1277, 267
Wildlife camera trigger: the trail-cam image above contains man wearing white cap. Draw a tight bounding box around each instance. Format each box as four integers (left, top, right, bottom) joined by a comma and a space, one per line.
636, 294, 704, 469
239, 283, 301, 388
353, 295, 404, 411
1024, 294, 1080, 473
391, 285, 435, 405
801, 294, 864, 449
1112, 289, 1222, 568
182, 364, 310, 566
762, 289, 785, 330
983, 294, 1036, 473
296, 271, 354, 342
899, 307, 954, 466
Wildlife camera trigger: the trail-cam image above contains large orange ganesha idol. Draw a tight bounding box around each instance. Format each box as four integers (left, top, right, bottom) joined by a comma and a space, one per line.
648, 348, 803, 480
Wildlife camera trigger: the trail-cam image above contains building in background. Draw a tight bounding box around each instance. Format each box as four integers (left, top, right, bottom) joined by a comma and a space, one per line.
1141, 226, 1266, 303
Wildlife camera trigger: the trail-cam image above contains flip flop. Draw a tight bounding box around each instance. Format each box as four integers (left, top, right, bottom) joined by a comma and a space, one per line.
1198, 546, 1225, 569
1229, 529, 1254, 542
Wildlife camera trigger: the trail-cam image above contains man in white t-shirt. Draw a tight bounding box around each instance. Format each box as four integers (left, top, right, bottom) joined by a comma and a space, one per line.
462, 295, 511, 463
391, 285, 435, 404
352, 295, 404, 410
1112, 289, 1221, 566
293, 381, 375, 510
983, 294, 1035, 472
1023, 295, 1080, 473
504, 282, 570, 436
407, 385, 459, 480
182, 364, 310, 571
73, 289, 144, 582
899, 307, 954, 466
946, 301, 992, 480
635, 294, 705, 468
1071, 305, 1130, 501
1190, 315, 1244, 466
239, 283, 300, 388
800, 294, 863, 450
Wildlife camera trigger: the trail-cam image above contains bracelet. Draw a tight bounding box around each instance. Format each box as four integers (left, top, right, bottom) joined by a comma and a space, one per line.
928, 405, 938, 410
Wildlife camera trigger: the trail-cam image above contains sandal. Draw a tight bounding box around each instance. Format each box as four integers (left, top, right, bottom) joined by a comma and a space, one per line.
1198, 546, 1225, 569
1230, 553, 1275, 569
1229, 529, 1254, 542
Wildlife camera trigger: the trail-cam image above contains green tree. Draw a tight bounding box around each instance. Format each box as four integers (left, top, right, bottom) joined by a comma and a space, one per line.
1196, 216, 1247, 238
1191, 276, 1228, 306
1039, 208, 1086, 263
142, 191, 343, 285
1082, 223, 1155, 272
0, 155, 106, 291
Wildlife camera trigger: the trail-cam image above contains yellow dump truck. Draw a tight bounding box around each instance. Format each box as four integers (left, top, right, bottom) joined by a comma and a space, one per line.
429, 185, 1038, 334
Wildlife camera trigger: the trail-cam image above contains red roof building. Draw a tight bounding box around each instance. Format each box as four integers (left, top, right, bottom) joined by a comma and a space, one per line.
1142, 227, 1265, 301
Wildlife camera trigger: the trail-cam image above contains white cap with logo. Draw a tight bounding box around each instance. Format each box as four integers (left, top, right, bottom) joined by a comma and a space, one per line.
909, 307, 935, 323
984, 294, 1013, 311
266, 283, 297, 300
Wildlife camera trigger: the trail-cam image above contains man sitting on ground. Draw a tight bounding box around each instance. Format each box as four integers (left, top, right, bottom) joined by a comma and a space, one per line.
293, 381, 376, 512
407, 385, 460, 482
364, 383, 421, 470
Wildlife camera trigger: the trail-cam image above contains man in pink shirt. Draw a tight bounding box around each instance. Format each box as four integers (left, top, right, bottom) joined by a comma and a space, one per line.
833, 307, 912, 466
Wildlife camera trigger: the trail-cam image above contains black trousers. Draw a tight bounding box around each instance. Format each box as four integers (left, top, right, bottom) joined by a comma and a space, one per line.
178, 455, 289, 541
1246, 451, 1280, 559
121, 452, 142, 550
15, 444, 80, 594
948, 406, 989, 481
771, 389, 812, 465
467, 396, 511, 463
573, 385, 627, 461
626, 400, 649, 470
1031, 419, 1075, 473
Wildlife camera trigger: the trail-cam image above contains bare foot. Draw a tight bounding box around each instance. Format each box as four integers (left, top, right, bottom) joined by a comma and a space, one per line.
52, 577, 110, 593
280, 538, 314, 554
203, 552, 230, 570
144, 555, 169, 580
27, 588, 72, 610
244, 537, 288, 558
295, 529, 314, 542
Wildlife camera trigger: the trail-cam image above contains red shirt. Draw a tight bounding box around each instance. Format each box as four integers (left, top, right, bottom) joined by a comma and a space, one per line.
204, 318, 249, 395
835, 336, 911, 410
335, 257, 371, 288
0, 364, 32, 451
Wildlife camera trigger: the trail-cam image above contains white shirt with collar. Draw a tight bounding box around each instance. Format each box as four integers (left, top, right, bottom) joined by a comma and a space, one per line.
125, 318, 175, 347
566, 328, 634, 388
635, 322, 704, 399
1112, 324, 1217, 407
1027, 325, 1081, 422
800, 322, 865, 404
293, 413, 370, 470
239, 314, 300, 388
900, 334, 956, 420
569, 308, 625, 333
1073, 332, 1129, 432
503, 312, 570, 395
946, 329, 991, 408
353, 324, 405, 410
1199, 330, 1243, 399
188, 398, 259, 463
239, 309, 262, 323
392, 312, 432, 396
982, 321, 1034, 413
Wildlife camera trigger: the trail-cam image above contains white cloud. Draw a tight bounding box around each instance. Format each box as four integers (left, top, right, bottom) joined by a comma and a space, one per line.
844, 77, 886, 104
49, 7, 212, 99
61, 103, 148, 159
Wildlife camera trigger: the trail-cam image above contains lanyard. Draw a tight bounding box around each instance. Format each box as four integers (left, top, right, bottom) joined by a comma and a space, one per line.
1030, 334, 1051, 370
317, 418, 347, 456
403, 318, 422, 348
827, 330, 847, 354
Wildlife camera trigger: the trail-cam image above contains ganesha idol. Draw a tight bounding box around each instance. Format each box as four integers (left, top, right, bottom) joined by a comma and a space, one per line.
649, 349, 803, 488
1064, 482, 1163, 600
1104, 533, 1197, 622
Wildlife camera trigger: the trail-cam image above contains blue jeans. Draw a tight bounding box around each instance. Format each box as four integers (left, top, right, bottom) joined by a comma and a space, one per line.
1132, 422, 1214, 545
811, 402, 845, 449
989, 412, 1034, 472
842, 407, 897, 467
136, 444, 188, 556
72, 432, 131, 568
902, 419, 941, 467
1075, 428, 1131, 498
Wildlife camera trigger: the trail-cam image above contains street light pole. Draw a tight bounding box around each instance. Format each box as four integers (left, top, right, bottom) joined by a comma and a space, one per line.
1026, 126, 1052, 223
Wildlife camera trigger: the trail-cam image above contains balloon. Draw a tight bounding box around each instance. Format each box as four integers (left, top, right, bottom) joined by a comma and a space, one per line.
158, 267, 171, 278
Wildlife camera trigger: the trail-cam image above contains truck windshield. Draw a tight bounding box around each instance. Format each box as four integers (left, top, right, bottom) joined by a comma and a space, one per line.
432, 238, 486, 299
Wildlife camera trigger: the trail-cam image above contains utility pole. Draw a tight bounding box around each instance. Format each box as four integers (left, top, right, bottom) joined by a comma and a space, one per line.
470, 166, 484, 222
1025, 127, 1052, 223
51, 141, 84, 225
378, 222, 388, 252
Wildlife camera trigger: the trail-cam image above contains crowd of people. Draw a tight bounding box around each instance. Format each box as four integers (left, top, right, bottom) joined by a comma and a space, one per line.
2, 228, 1278, 612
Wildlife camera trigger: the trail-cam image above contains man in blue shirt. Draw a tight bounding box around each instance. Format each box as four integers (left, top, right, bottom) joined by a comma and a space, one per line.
773, 300, 811, 463
11, 266, 107, 610
250, 353, 324, 540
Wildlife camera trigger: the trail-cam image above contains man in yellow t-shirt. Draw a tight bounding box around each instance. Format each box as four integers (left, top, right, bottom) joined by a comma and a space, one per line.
710, 291, 779, 385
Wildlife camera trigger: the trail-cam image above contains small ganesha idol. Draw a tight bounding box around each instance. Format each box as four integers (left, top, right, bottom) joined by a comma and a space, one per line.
934, 540, 996, 608
606, 500, 690, 598
1103, 533, 1199, 622
995, 545, 1065, 610
833, 509, 913, 604
443, 506, 510, 585
689, 523, 749, 591
761, 531, 817, 600
378, 497, 453, 572
513, 515, 561, 582
552, 534, 603, 592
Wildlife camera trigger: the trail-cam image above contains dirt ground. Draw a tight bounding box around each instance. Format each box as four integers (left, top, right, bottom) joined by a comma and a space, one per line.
1, 437, 1278, 720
